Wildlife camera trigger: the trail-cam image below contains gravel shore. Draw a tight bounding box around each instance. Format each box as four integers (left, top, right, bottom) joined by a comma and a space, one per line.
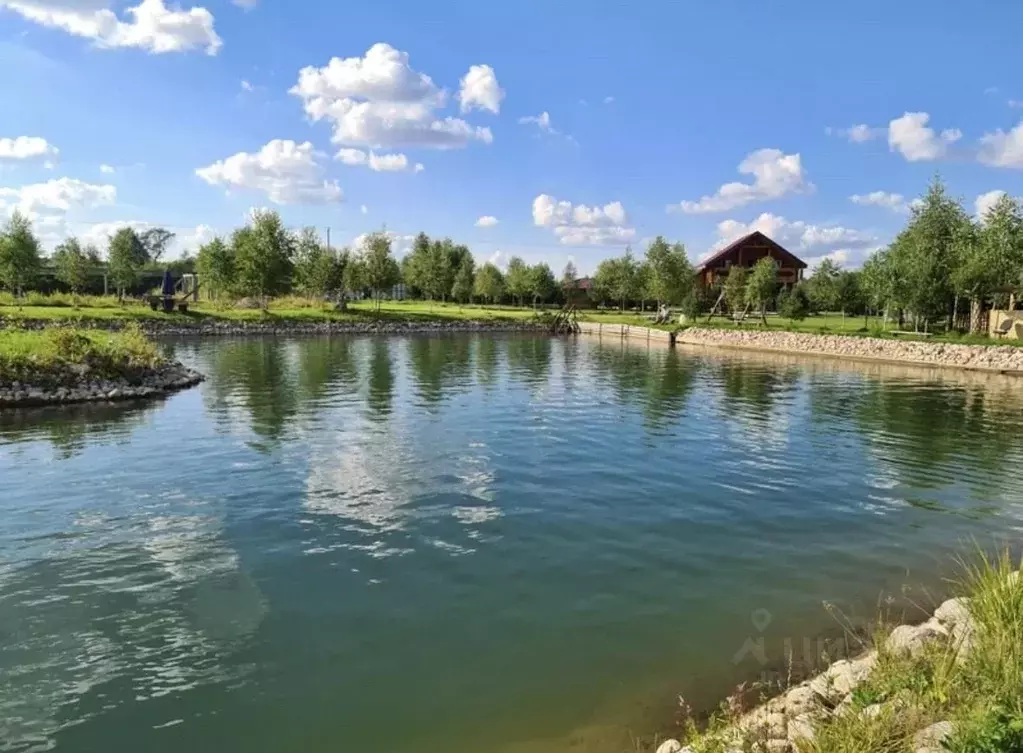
677, 327, 1023, 374
0, 362, 204, 407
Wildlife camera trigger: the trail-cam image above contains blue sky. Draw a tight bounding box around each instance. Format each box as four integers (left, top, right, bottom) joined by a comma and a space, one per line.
2, 0, 1023, 274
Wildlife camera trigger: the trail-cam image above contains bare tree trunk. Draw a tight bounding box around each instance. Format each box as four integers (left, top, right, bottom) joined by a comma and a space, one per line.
970, 297, 983, 335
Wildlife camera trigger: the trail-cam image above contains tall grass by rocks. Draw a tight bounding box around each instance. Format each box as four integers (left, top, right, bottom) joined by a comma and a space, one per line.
0, 323, 165, 384
666, 549, 1023, 753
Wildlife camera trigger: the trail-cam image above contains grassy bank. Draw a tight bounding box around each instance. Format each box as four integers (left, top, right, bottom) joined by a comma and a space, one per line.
0, 296, 1018, 344
0, 325, 166, 384
668, 550, 1023, 753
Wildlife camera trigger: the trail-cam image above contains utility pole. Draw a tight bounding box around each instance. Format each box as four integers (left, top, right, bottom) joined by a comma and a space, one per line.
326, 227, 331, 251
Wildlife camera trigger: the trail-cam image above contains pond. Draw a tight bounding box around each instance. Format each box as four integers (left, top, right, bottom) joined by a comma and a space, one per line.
2, 333, 1023, 753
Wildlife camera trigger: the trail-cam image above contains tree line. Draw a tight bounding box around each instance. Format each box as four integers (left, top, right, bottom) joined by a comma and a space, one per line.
2, 177, 1021, 331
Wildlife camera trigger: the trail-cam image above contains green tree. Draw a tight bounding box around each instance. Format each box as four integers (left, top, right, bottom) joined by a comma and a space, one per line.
528, 263, 556, 308
745, 256, 778, 323
805, 257, 841, 313
196, 237, 236, 301
474, 262, 505, 304
505, 256, 531, 306
139, 227, 175, 263
953, 194, 1023, 333
451, 254, 476, 303
426, 238, 455, 300
722, 265, 749, 315
561, 260, 578, 300
107, 226, 146, 297
0, 211, 42, 295
360, 232, 401, 310
835, 270, 864, 324
293, 227, 342, 299
644, 236, 694, 306
53, 237, 90, 296
593, 249, 639, 311
898, 177, 971, 330
342, 254, 365, 300
778, 284, 811, 322
234, 210, 295, 304
401, 232, 435, 299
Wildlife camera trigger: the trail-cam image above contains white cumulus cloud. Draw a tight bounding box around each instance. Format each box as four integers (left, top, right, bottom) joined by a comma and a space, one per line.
458, 64, 503, 114
0, 0, 221, 55
672, 148, 811, 214
475, 215, 498, 228
99, 163, 115, 174
849, 191, 913, 213
978, 120, 1023, 168
0, 177, 115, 220
0, 136, 59, 162
196, 139, 342, 205
518, 111, 555, 133
360, 204, 368, 215
975, 189, 1008, 221
888, 112, 961, 162
290, 43, 493, 151
713, 213, 877, 258
533, 194, 635, 246
826, 124, 882, 143
335, 148, 423, 173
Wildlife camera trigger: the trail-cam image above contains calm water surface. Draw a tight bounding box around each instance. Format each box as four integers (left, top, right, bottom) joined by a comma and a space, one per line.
2, 334, 1023, 753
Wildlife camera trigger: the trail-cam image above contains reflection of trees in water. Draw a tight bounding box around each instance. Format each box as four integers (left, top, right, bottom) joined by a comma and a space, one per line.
367, 338, 394, 420
408, 335, 473, 407
505, 336, 553, 388
714, 361, 801, 420
588, 343, 698, 428
0, 400, 160, 459
474, 336, 500, 389
810, 376, 1023, 499
297, 336, 360, 399
204, 338, 299, 443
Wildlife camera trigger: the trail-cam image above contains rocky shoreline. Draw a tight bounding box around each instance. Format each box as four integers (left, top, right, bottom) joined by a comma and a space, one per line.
655, 593, 979, 753
677, 327, 1023, 374
0, 361, 205, 407
2, 317, 547, 337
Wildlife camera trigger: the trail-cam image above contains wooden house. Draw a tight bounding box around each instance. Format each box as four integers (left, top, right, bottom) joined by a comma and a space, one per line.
695, 231, 807, 288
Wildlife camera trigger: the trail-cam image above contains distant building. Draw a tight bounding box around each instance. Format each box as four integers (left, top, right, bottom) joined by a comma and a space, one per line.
695, 231, 807, 289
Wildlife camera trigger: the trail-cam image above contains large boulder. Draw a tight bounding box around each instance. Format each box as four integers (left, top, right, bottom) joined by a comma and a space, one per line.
808, 651, 877, 702
885, 621, 947, 657
913, 721, 953, 753
655, 740, 683, 753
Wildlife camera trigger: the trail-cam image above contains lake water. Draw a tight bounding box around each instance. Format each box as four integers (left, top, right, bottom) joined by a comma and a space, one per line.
2, 333, 1023, 753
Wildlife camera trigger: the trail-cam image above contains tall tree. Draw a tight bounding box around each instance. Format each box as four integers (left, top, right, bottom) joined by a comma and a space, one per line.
722, 265, 748, 315
953, 193, 1023, 332
805, 257, 841, 312
561, 260, 579, 300
644, 236, 694, 306
426, 238, 455, 300
473, 262, 505, 305
107, 226, 146, 298
505, 256, 531, 306
0, 211, 42, 295
360, 232, 401, 310
898, 177, 971, 329
745, 257, 777, 323
139, 227, 175, 263
342, 254, 365, 301
293, 227, 342, 299
196, 237, 236, 301
451, 254, 476, 304
402, 232, 432, 298
234, 210, 295, 304
835, 270, 864, 324
528, 263, 556, 307
53, 237, 91, 296
593, 250, 639, 311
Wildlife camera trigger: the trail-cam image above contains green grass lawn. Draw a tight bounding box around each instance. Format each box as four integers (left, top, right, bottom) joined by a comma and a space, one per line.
0, 298, 1018, 346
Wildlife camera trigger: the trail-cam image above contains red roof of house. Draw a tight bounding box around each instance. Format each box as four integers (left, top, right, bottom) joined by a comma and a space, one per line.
694, 231, 807, 273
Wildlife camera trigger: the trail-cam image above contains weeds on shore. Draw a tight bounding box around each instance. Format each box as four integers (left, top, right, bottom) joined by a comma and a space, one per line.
665, 549, 1023, 753
0, 323, 165, 382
